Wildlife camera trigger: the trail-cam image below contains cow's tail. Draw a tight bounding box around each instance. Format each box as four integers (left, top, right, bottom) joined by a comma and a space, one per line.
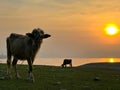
6, 37, 12, 78
6, 37, 12, 66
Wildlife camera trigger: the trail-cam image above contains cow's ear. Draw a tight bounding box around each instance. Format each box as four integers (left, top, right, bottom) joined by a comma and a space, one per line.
43, 34, 51, 39
26, 33, 34, 38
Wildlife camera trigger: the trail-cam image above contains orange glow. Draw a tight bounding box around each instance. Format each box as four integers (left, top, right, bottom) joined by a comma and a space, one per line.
109, 58, 114, 63
104, 24, 119, 36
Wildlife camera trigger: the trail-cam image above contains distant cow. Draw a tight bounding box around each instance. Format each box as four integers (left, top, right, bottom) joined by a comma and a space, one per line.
61, 59, 72, 68
6, 28, 51, 82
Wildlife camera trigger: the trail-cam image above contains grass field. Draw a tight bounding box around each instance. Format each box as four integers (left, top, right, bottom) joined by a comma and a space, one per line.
0, 63, 120, 90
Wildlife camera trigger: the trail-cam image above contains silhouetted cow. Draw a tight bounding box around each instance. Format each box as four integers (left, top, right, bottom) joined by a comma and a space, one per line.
6, 28, 51, 82
61, 59, 72, 68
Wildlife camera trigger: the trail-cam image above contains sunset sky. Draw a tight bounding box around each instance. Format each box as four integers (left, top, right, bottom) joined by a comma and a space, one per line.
1, 0, 120, 58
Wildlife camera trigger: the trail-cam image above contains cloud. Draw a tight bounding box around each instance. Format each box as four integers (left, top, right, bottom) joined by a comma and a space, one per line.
1, 0, 120, 18
1, 0, 120, 58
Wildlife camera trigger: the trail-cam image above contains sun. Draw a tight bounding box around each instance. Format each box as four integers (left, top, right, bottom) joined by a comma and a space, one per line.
104, 24, 119, 36
109, 58, 114, 63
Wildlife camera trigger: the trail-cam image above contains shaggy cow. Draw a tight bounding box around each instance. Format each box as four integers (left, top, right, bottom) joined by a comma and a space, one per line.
6, 28, 51, 82
61, 59, 72, 68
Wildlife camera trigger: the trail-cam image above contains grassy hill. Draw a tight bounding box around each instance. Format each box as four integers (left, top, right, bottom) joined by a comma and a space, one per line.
0, 63, 120, 90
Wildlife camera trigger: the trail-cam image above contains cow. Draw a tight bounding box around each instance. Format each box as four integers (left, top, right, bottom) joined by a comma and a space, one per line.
6, 28, 51, 82
61, 59, 72, 68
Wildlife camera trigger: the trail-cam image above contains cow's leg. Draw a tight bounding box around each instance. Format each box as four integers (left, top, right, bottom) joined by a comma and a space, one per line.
70, 63, 72, 67
61, 64, 64, 68
12, 58, 20, 79
27, 58, 34, 82
65, 64, 66, 68
6, 50, 12, 78
7, 57, 12, 78
31, 57, 35, 64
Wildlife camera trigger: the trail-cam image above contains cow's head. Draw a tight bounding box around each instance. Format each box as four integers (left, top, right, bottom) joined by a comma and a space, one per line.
26, 28, 51, 40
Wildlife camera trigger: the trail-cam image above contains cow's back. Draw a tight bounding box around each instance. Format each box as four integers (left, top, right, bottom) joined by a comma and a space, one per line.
7, 33, 34, 59
63, 59, 72, 64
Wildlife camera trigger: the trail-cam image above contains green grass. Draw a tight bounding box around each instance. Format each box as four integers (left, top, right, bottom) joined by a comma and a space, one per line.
0, 64, 120, 90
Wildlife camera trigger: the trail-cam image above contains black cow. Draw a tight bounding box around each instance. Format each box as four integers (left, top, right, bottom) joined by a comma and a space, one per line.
61, 59, 72, 68
6, 28, 51, 82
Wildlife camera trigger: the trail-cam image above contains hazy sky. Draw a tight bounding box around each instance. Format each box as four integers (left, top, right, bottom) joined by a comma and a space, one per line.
1, 0, 120, 58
